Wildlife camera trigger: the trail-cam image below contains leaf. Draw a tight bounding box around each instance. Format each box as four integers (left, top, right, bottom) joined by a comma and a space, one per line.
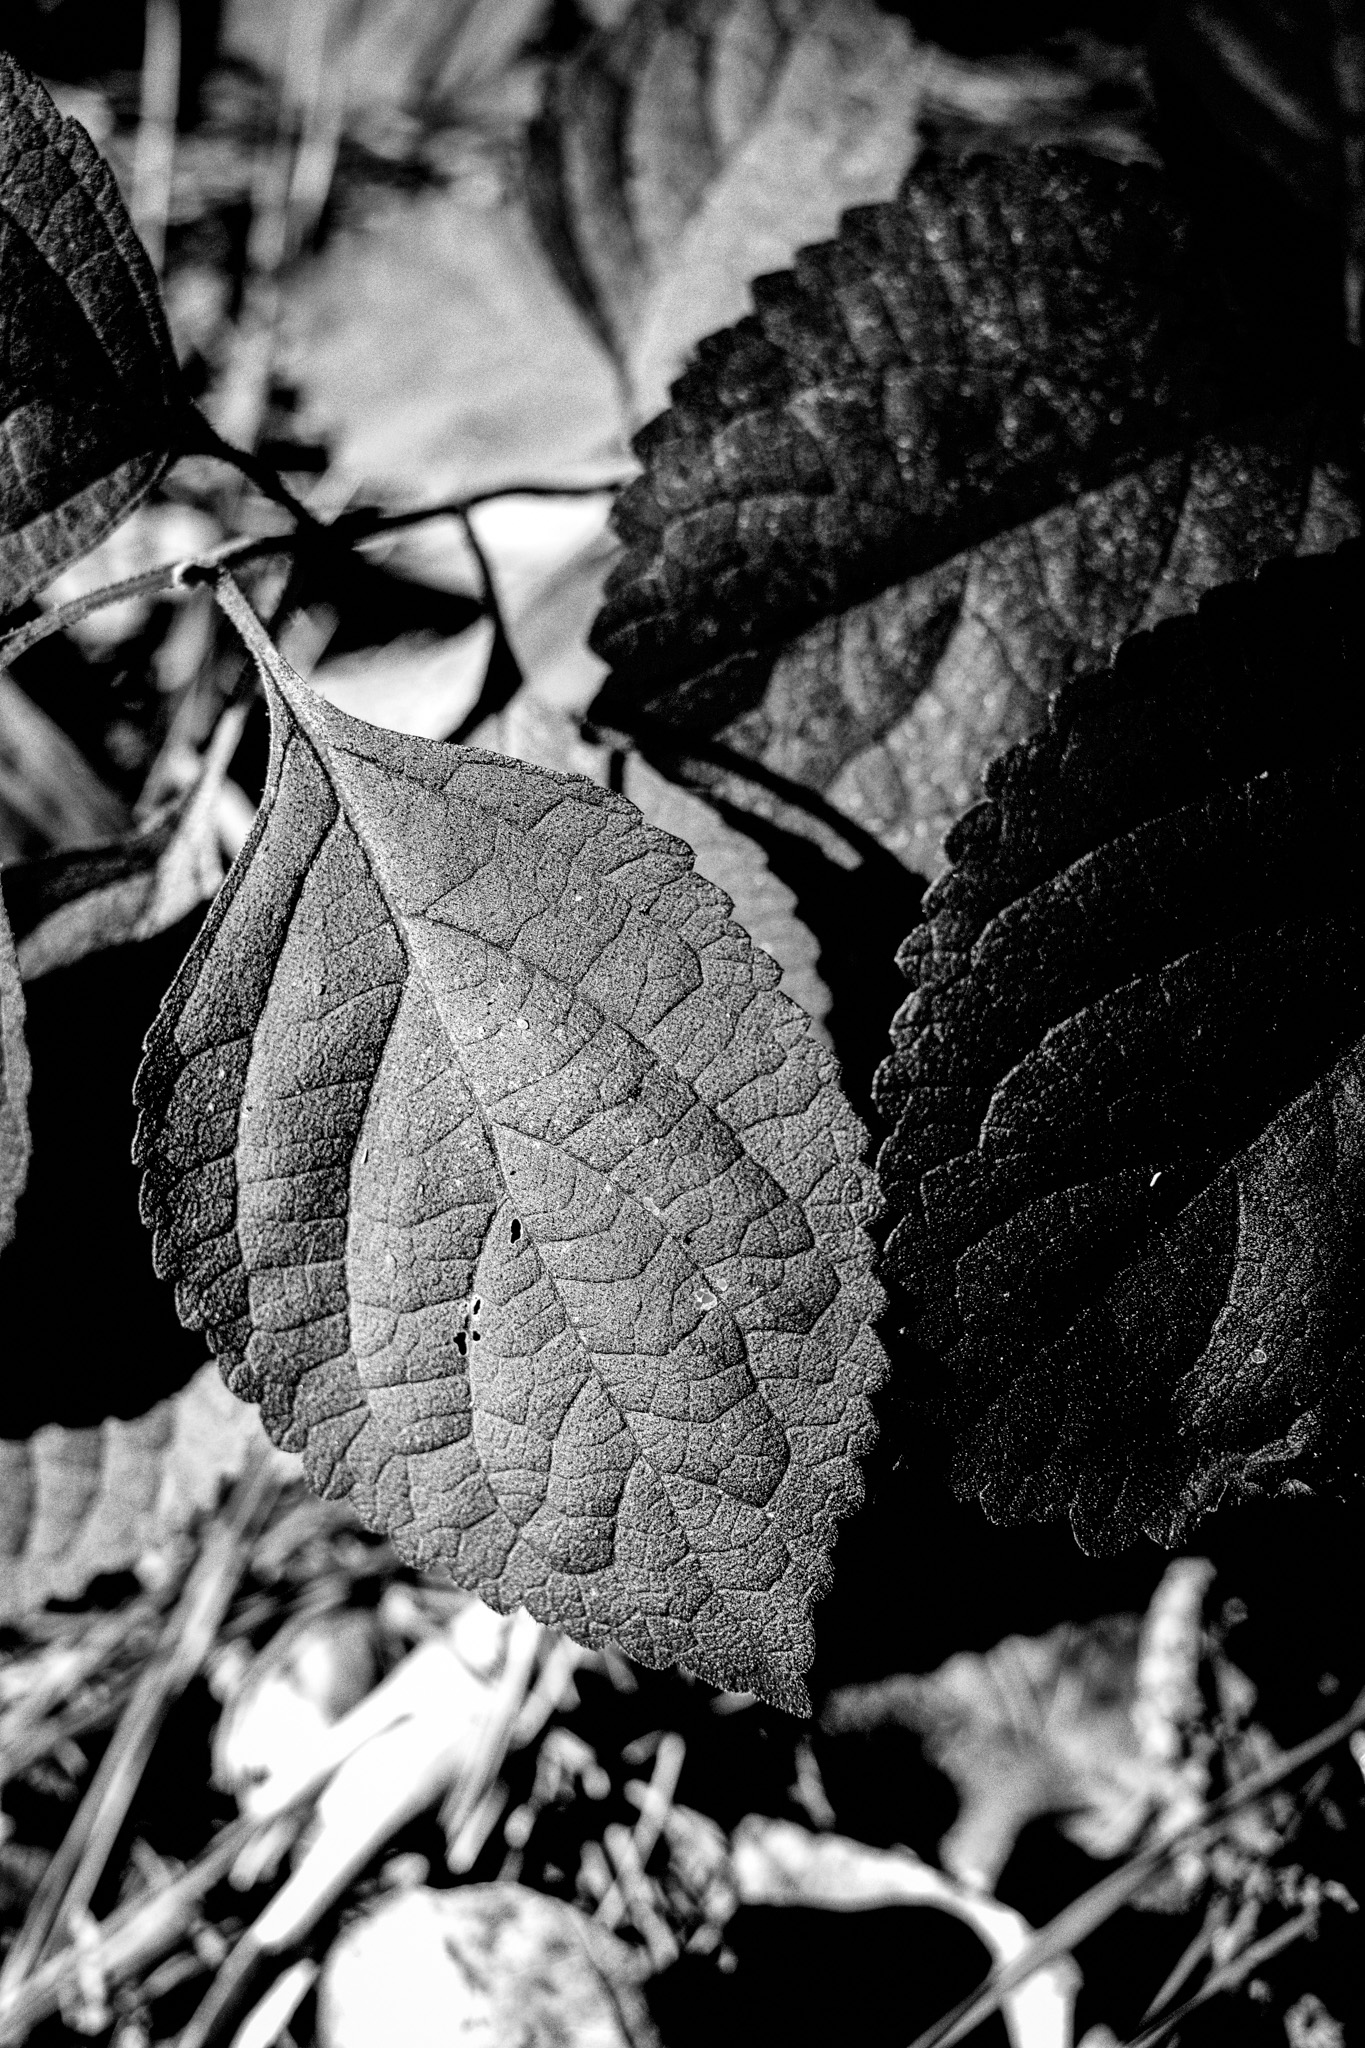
821, 1616, 1177, 1891
623, 756, 832, 1041
0, 53, 183, 614
588, 148, 1358, 876
0, 891, 30, 1252
282, 184, 628, 505
874, 539, 1365, 1554
133, 579, 886, 1713
0, 669, 132, 861
4, 701, 247, 981
528, 0, 926, 419
0, 1364, 296, 1622
464, 686, 834, 1039
316, 1884, 660, 2048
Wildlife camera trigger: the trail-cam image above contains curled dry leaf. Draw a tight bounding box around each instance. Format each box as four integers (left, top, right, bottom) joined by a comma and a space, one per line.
0, 1365, 296, 1623
0, 893, 30, 1251
316, 1883, 660, 2048
821, 1610, 1199, 1892
134, 579, 886, 1713
589, 148, 1357, 875
528, 0, 924, 419
0, 54, 183, 614
875, 539, 1365, 1552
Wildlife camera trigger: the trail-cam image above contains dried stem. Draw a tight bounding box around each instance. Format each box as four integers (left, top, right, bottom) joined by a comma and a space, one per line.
907, 1679, 1365, 2048
0, 1454, 280, 1998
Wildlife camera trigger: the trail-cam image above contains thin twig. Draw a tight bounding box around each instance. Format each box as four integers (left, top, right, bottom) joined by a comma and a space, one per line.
0, 478, 626, 670
906, 1681, 1365, 2048
0, 1454, 281, 1998
1119, 1907, 1319, 2048
130, 0, 180, 277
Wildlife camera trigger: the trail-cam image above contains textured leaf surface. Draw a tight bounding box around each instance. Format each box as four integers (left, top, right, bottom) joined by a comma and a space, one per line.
589, 148, 1358, 875
316, 1884, 659, 2048
134, 581, 886, 1712
0, 1364, 296, 1622
0, 54, 182, 613
875, 540, 1365, 1553
0, 891, 30, 1251
528, 0, 924, 420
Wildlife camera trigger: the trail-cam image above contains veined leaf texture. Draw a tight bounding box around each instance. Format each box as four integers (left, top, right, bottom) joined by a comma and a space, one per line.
589, 149, 1357, 874
134, 579, 886, 1712
876, 540, 1365, 1553
0, 55, 182, 614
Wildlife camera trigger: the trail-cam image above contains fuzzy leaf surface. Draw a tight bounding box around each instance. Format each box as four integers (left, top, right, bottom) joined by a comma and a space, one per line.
0, 54, 182, 613
0, 891, 30, 1251
876, 541, 1365, 1553
134, 585, 886, 1712
589, 149, 1357, 874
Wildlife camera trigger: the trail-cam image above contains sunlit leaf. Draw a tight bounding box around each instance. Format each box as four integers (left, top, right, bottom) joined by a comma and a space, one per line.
134, 579, 886, 1712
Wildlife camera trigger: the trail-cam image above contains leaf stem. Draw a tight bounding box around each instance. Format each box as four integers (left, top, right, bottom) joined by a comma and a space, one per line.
0, 480, 627, 670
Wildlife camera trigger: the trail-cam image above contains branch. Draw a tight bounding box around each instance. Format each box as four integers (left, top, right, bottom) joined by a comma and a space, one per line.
0, 478, 629, 669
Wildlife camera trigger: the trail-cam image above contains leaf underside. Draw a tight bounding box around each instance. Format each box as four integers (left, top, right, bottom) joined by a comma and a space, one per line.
875, 539, 1365, 1554
0, 54, 182, 614
588, 149, 1357, 873
0, 891, 30, 1251
134, 597, 886, 1711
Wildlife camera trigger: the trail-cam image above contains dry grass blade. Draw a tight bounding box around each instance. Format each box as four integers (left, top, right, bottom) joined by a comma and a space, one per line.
0, 1811, 254, 2044
596, 1731, 685, 1932
130, 0, 180, 279
0, 1449, 281, 1999
1120, 1905, 1321, 2048
906, 1682, 1365, 2048
0, 675, 129, 855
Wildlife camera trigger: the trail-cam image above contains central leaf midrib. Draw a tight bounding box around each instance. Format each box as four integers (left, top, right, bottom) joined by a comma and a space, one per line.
291, 711, 790, 1574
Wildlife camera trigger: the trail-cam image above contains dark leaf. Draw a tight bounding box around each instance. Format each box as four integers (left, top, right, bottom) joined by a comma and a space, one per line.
0, 891, 30, 1252
588, 149, 1358, 875
133, 580, 886, 1712
0, 1365, 291, 1623
875, 539, 1365, 1553
1147, 0, 1365, 350
0, 53, 184, 613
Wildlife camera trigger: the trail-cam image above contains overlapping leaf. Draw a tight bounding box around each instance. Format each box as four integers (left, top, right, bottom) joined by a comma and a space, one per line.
527, 0, 925, 418
0, 1365, 294, 1623
0, 54, 183, 614
875, 539, 1365, 1553
0, 892, 30, 1251
589, 148, 1358, 876
133, 580, 886, 1713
